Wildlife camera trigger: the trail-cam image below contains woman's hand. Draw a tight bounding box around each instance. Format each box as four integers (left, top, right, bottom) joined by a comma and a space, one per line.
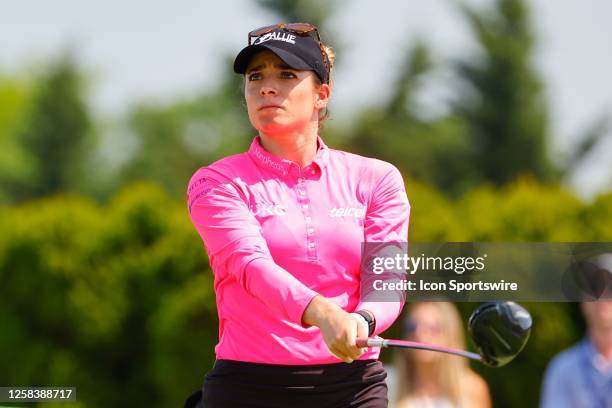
302, 296, 368, 363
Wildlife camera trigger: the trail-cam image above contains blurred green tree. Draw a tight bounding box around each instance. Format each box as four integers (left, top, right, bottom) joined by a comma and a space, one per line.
344, 42, 477, 195
454, 0, 558, 185
561, 114, 611, 177
0, 183, 216, 407
346, 0, 575, 196
16, 53, 94, 200
119, 68, 252, 198
0, 76, 34, 203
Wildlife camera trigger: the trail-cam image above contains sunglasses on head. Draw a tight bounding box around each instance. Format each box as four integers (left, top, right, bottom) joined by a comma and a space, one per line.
248, 23, 321, 43
248, 23, 330, 80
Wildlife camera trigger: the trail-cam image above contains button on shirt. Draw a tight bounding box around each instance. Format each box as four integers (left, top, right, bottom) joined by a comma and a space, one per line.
187, 136, 410, 365
541, 337, 612, 408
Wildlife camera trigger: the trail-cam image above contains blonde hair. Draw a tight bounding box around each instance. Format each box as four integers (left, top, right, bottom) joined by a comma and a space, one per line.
317, 43, 335, 129
394, 302, 471, 407
321, 43, 335, 74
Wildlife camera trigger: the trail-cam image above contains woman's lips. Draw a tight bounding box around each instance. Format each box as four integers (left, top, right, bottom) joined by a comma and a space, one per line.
259, 105, 283, 111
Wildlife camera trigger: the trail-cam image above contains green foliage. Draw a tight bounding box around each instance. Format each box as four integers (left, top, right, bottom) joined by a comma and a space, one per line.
457, 178, 585, 240
408, 178, 610, 408
345, 42, 478, 196
119, 70, 252, 198
455, 0, 558, 185
0, 183, 214, 407
563, 115, 611, 176
16, 54, 94, 201
1, 180, 610, 407
346, 0, 563, 197
582, 191, 612, 240
0, 76, 35, 204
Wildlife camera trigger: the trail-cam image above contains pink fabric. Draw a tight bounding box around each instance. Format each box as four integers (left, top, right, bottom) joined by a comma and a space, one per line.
187, 136, 410, 364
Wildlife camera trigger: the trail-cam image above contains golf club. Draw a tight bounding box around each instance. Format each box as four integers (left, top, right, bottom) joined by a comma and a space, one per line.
356, 301, 532, 367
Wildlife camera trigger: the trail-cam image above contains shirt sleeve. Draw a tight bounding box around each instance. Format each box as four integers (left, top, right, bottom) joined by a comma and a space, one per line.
540, 350, 582, 408
187, 167, 319, 324
354, 164, 410, 336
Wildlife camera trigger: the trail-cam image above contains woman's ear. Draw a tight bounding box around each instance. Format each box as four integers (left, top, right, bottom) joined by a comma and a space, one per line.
315, 83, 332, 109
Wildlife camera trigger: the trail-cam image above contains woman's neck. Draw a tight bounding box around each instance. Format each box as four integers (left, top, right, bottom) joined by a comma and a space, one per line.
590, 327, 612, 361
413, 361, 441, 395
259, 126, 319, 168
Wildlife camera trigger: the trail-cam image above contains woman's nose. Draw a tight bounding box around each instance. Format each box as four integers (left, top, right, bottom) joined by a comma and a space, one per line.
260, 81, 278, 96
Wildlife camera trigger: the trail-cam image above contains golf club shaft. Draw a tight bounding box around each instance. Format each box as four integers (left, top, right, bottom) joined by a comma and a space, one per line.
356, 338, 482, 362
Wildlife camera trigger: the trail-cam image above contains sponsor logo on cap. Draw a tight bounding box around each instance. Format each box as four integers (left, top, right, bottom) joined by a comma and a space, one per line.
254, 31, 297, 45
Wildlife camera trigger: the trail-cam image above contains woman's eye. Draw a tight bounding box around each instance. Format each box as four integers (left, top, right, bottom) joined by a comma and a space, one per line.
281, 71, 297, 79
248, 72, 262, 81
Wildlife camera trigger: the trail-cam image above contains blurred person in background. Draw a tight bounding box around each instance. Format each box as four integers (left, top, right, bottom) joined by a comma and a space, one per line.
390, 302, 491, 408
185, 22, 410, 407
540, 254, 612, 408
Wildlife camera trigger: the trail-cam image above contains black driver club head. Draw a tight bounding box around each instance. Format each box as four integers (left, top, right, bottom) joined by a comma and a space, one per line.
468, 301, 532, 367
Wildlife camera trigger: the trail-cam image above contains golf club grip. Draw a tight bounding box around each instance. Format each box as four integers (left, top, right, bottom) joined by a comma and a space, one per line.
356, 338, 372, 348
356, 338, 386, 348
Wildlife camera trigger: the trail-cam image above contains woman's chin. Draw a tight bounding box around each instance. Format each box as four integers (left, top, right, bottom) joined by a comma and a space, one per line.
258, 120, 305, 135
411, 350, 440, 364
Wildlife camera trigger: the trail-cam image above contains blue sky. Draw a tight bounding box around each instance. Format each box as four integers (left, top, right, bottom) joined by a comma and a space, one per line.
2, 0, 611, 197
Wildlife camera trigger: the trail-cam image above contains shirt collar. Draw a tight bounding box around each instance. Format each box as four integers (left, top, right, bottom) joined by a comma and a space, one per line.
247, 135, 329, 177
583, 337, 612, 374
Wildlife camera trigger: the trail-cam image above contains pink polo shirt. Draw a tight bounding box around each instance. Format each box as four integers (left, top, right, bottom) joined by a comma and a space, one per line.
187, 136, 410, 365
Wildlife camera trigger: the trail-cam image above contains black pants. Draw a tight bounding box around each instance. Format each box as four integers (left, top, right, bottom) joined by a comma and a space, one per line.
201, 359, 388, 408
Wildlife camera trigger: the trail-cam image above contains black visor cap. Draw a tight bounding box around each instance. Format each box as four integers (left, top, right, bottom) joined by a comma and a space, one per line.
233, 29, 328, 84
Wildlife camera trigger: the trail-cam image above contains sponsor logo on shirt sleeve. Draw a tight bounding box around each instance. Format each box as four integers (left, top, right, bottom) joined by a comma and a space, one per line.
187, 177, 214, 214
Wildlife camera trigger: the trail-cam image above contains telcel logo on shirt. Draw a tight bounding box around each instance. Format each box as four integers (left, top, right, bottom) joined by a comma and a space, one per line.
329, 206, 365, 218
251, 202, 287, 216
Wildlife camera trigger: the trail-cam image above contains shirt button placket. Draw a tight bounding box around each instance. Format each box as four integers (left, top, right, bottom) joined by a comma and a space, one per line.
297, 172, 316, 260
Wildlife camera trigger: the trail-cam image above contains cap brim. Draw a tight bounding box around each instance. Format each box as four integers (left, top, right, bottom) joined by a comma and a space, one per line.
233, 43, 312, 74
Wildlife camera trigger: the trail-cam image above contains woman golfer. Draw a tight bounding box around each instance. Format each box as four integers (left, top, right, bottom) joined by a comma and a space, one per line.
186, 22, 410, 407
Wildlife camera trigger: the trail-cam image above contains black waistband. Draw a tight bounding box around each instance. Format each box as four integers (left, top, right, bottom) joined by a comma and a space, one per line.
206, 359, 385, 388
202, 359, 388, 407
214, 358, 379, 371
